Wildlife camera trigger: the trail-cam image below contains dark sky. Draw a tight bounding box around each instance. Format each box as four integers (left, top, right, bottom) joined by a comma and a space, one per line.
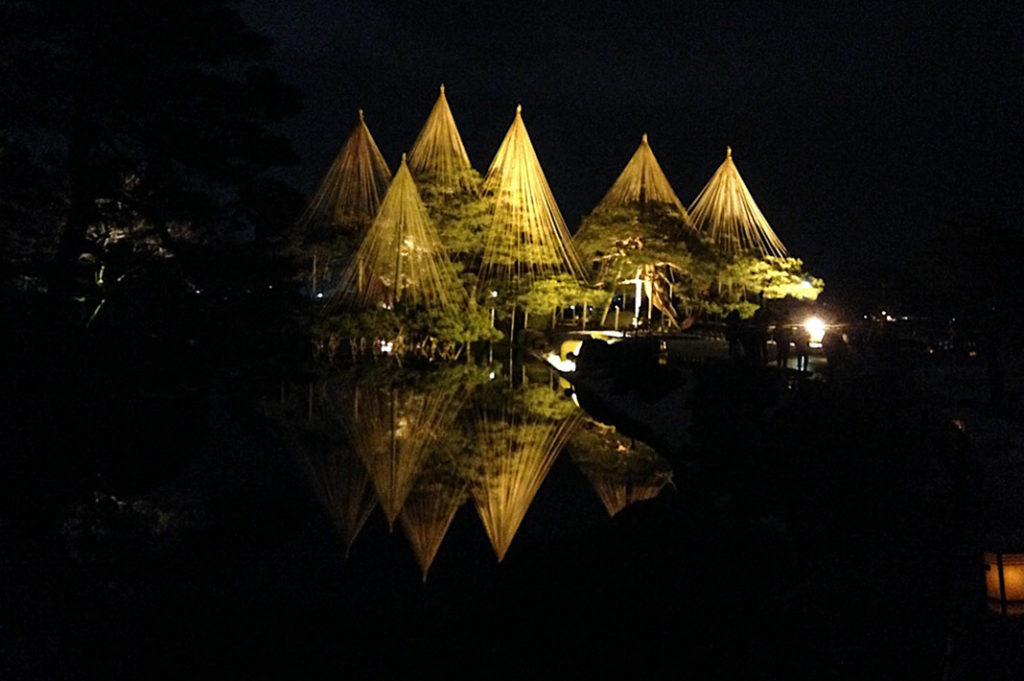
240, 0, 1023, 303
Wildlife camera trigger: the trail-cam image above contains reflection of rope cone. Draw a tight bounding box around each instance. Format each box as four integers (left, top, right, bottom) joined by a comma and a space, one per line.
399, 460, 470, 581
472, 409, 584, 561
342, 384, 464, 528
296, 445, 377, 559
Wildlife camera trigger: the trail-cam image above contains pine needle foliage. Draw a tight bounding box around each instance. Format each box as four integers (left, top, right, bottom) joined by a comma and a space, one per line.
688, 146, 789, 258
407, 86, 491, 272
336, 156, 465, 312
479, 106, 587, 286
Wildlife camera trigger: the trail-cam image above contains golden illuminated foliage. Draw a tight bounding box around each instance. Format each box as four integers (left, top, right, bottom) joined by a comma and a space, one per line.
479, 106, 588, 286
336, 156, 465, 312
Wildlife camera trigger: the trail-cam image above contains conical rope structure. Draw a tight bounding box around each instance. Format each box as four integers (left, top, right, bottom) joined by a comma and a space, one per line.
335, 155, 465, 311
339, 381, 466, 528
479, 105, 588, 286
594, 133, 690, 217
688, 146, 788, 258
471, 406, 584, 561
407, 84, 476, 195
296, 444, 378, 558
398, 449, 471, 581
296, 110, 392, 233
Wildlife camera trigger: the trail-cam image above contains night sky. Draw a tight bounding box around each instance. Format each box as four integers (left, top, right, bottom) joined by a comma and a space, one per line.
241, 1, 1023, 303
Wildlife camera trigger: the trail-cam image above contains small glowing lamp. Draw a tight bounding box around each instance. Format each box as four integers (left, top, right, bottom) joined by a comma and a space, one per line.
379, 340, 394, 354
316, 292, 324, 299
803, 316, 826, 345
985, 551, 1024, 615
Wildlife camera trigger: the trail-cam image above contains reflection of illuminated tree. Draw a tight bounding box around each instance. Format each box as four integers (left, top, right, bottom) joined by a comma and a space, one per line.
337, 367, 476, 528
568, 420, 673, 517
398, 432, 472, 580
296, 443, 377, 558
471, 382, 583, 561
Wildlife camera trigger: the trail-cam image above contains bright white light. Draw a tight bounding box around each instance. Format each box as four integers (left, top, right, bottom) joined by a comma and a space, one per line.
316, 292, 324, 299
800, 279, 812, 289
490, 290, 498, 298
804, 316, 826, 345
488, 371, 496, 380
379, 340, 393, 354
570, 392, 580, 407
544, 352, 576, 372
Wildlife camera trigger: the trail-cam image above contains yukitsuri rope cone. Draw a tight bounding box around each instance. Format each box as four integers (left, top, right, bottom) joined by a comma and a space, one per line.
594, 133, 690, 216
334, 155, 464, 311
296, 109, 392, 234
471, 406, 584, 561
688, 146, 788, 258
407, 84, 476, 195
479, 105, 588, 286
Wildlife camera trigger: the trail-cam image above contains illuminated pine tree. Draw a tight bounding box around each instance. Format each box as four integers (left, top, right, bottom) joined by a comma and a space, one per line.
576, 134, 716, 328
297, 109, 392, 233
336, 155, 465, 312
568, 420, 673, 517
594, 133, 689, 215
407, 85, 490, 269
408, 84, 476, 195
479, 105, 587, 287
294, 110, 392, 294
688, 146, 788, 258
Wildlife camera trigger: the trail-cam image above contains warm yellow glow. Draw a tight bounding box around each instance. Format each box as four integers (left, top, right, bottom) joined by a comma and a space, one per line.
594, 133, 690, 216
803, 316, 826, 345
688, 146, 788, 258
479, 106, 588, 285
985, 552, 1024, 615
296, 110, 392, 232
336, 156, 464, 311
